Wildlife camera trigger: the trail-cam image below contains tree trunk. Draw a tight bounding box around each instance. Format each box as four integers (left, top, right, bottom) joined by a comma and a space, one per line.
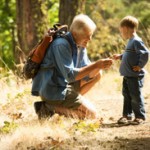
59, 0, 86, 28
16, 0, 48, 64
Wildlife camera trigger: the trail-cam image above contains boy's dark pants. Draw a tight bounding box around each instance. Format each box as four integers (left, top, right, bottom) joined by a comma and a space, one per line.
122, 76, 145, 120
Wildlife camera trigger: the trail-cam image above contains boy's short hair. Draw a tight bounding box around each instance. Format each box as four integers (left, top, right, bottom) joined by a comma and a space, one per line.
120, 16, 139, 29
70, 14, 96, 34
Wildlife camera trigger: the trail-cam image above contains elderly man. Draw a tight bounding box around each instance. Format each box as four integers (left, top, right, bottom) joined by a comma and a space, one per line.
32, 14, 113, 119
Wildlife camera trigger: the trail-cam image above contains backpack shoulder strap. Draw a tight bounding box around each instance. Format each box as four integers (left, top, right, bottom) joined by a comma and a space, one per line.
61, 34, 73, 51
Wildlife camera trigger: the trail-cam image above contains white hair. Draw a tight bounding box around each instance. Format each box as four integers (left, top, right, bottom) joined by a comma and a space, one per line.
70, 14, 96, 34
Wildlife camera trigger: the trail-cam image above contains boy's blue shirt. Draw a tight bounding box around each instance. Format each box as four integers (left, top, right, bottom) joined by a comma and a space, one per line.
120, 35, 149, 77
31, 32, 91, 100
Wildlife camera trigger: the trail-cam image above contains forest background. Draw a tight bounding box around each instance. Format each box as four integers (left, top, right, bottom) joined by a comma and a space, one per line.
0, 0, 150, 70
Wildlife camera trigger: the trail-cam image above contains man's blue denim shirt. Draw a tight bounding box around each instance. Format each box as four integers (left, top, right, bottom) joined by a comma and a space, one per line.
32, 32, 91, 100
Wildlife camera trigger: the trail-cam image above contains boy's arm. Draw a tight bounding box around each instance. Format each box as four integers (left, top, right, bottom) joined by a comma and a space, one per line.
134, 40, 149, 68
112, 54, 122, 60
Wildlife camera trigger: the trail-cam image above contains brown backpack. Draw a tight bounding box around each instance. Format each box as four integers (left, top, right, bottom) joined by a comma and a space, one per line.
23, 24, 68, 80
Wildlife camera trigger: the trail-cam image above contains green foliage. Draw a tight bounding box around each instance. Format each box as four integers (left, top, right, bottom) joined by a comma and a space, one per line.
0, 121, 18, 134
72, 120, 100, 133
0, 0, 150, 67
0, 0, 16, 68
86, 0, 150, 60
0, 0, 59, 69
47, 0, 59, 26
86, 0, 125, 59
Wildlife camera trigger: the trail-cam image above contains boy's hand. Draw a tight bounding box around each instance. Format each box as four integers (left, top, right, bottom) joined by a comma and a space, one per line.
112, 54, 121, 60
132, 66, 141, 72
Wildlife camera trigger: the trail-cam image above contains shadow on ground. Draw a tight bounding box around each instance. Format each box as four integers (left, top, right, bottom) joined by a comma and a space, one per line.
60, 137, 150, 150
101, 121, 150, 128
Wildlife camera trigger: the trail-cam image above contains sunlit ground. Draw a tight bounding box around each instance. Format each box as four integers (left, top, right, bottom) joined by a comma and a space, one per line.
0, 61, 150, 150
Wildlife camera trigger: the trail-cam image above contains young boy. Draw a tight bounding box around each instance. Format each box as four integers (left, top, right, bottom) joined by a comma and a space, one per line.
113, 16, 149, 125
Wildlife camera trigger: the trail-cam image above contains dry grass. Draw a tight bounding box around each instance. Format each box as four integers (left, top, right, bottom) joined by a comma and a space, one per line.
0, 62, 150, 150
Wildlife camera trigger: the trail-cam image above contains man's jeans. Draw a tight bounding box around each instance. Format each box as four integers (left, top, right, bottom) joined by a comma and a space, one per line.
122, 76, 146, 120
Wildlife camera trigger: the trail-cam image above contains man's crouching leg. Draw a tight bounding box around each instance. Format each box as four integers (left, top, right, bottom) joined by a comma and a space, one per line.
54, 83, 98, 119
34, 81, 98, 120
54, 95, 98, 119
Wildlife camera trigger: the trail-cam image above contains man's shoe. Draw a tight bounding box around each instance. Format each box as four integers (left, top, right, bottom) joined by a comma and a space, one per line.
34, 101, 54, 120
130, 118, 145, 125
117, 116, 132, 125
34, 101, 43, 114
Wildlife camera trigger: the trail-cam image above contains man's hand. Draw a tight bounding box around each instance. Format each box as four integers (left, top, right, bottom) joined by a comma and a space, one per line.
97, 58, 113, 69
132, 66, 142, 72
76, 58, 112, 81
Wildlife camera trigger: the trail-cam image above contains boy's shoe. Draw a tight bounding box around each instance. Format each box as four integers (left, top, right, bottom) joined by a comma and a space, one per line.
117, 116, 132, 125
130, 118, 145, 125
34, 101, 54, 120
